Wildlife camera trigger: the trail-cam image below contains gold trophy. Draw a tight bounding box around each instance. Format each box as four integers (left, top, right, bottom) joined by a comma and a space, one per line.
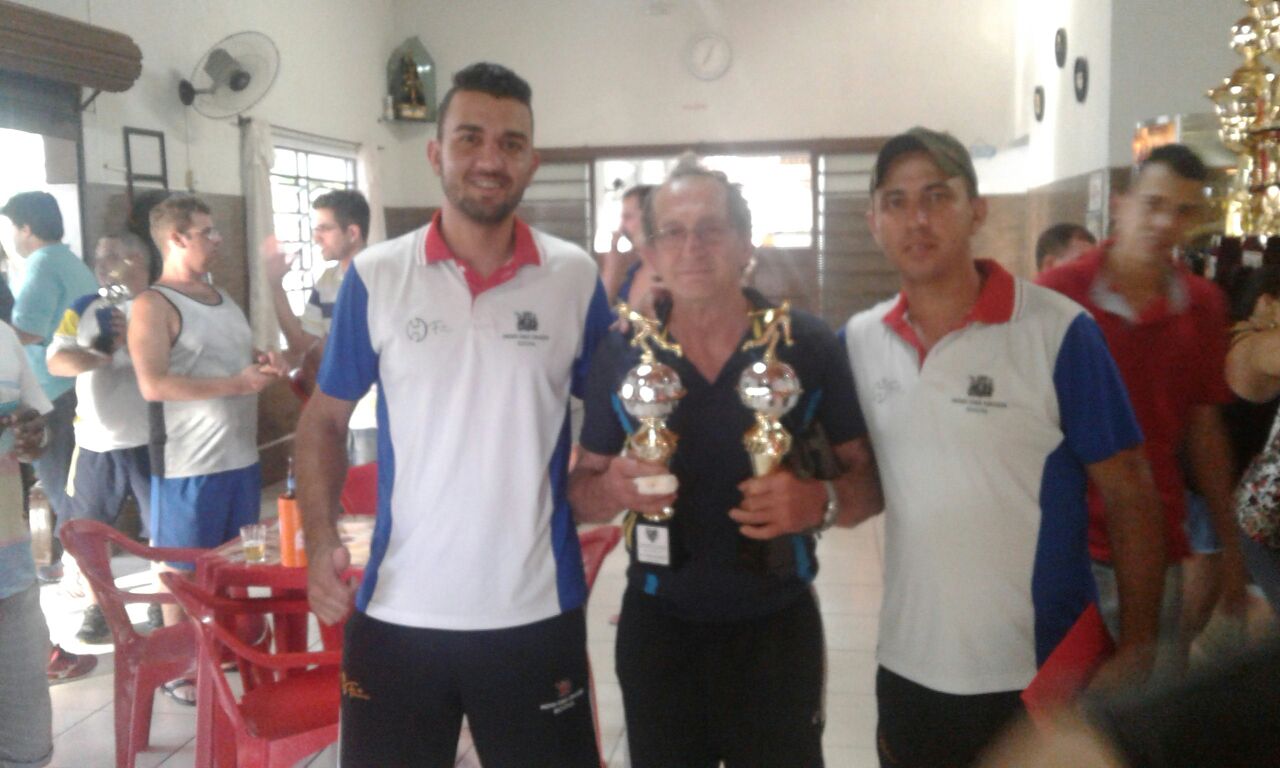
616, 303, 685, 568
737, 302, 801, 477
616, 303, 685, 523
736, 302, 803, 574
86, 262, 134, 356
1208, 7, 1280, 236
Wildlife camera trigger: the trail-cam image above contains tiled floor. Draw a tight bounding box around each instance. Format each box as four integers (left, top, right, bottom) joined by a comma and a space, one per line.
40, 484, 886, 767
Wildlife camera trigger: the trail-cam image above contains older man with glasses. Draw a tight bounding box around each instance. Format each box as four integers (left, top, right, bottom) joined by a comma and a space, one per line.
570, 157, 882, 767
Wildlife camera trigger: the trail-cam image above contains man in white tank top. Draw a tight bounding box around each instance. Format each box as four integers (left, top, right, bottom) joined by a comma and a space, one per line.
128, 196, 285, 702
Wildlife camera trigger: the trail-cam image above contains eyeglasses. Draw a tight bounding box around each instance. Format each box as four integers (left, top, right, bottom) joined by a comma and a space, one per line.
650, 222, 734, 254
313, 223, 341, 234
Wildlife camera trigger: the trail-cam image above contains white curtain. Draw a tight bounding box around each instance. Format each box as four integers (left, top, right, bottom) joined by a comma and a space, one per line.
357, 143, 386, 245
239, 117, 279, 350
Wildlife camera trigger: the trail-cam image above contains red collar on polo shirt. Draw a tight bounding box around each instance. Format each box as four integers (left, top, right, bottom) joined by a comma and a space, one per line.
423, 210, 541, 297
882, 258, 1016, 364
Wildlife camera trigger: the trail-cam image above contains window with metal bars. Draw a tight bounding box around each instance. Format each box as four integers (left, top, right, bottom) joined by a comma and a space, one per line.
519, 138, 893, 326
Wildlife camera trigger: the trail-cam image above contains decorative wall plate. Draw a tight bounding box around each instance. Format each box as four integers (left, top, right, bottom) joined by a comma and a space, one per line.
1074, 57, 1089, 103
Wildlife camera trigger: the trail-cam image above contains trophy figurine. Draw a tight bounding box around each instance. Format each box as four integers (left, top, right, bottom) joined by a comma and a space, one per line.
736, 302, 803, 575
616, 302, 685, 523
737, 302, 802, 477
87, 264, 134, 356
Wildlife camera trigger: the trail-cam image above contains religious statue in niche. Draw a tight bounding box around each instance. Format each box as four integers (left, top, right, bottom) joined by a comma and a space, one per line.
386, 37, 436, 122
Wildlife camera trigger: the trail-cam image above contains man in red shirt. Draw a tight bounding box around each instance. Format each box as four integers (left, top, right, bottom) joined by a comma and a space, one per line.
1038, 143, 1244, 676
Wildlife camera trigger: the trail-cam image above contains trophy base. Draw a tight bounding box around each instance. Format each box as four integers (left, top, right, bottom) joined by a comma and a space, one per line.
629, 512, 683, 569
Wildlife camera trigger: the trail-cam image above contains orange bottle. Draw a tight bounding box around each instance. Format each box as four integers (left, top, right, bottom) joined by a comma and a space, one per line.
278, 457, 307, 567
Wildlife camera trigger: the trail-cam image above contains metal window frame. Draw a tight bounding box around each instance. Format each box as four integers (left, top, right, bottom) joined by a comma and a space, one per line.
269, 144, 357, 315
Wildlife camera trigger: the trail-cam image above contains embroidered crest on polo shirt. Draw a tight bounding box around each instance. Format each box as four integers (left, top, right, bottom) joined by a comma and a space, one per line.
504, 310, 550, 347
967, 375, 994, 398
515, 310, 539, 332
539, 677, 585, 715
952, 373, 1007, 413
406, 317, 450, 342
340, 672, 371, 701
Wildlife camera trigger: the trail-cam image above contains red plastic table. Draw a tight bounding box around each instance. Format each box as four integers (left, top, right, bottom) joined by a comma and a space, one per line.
193, 518, 368, 768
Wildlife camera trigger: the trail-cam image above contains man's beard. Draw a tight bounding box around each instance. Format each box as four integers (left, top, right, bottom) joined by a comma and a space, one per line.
444, 175, 526, 225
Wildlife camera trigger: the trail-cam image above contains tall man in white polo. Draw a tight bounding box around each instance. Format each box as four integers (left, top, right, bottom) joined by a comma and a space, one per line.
297, 62, 611, 766
842, 127, 1167, 767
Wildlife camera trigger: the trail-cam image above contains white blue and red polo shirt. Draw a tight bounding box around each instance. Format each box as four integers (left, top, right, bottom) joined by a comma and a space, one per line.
317, 213, 613, 631
843, 259, 1142, 695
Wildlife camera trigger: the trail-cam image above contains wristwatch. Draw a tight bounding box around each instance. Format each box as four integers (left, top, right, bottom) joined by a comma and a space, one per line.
811, 480, 839, 536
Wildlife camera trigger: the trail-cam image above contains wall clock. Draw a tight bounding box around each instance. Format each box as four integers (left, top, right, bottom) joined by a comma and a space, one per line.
687, 33, 732, 81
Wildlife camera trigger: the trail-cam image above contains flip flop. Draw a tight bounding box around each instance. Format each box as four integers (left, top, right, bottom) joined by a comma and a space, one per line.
162, 677, 196, 706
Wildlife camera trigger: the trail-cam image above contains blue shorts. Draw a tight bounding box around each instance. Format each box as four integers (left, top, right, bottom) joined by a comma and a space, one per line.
150, 463, 261, 569
64, 445, 152, 538
1184, 491, 1222, 555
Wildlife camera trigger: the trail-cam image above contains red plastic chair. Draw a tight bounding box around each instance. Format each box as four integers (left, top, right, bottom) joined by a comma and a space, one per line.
339, 461, 378, 516
161, 572, 342, 767
578, 525, 622, 768
59, 519, 205, 768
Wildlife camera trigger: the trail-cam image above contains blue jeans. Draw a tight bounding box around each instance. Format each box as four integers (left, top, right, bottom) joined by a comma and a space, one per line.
0, 584, 52, 768
1183, 491, 1222, 555
1241, 531, 1280, 616
31, 390, 76, 526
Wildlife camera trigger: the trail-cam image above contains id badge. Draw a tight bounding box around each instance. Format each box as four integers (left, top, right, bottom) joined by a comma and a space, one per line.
634, 521, 671, 567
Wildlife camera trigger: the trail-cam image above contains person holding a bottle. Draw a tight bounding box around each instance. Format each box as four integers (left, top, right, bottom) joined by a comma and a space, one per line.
47, 233, 156, 644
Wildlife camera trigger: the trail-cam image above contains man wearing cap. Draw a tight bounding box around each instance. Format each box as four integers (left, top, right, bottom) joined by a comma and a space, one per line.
842, 127, 1166, 766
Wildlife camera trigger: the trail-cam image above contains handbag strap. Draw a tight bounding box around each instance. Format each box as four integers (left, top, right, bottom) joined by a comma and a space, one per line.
1268, 407, 1280, 447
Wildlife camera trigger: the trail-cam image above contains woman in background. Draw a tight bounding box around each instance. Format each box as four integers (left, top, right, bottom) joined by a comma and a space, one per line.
1224, 265, 1280, 613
